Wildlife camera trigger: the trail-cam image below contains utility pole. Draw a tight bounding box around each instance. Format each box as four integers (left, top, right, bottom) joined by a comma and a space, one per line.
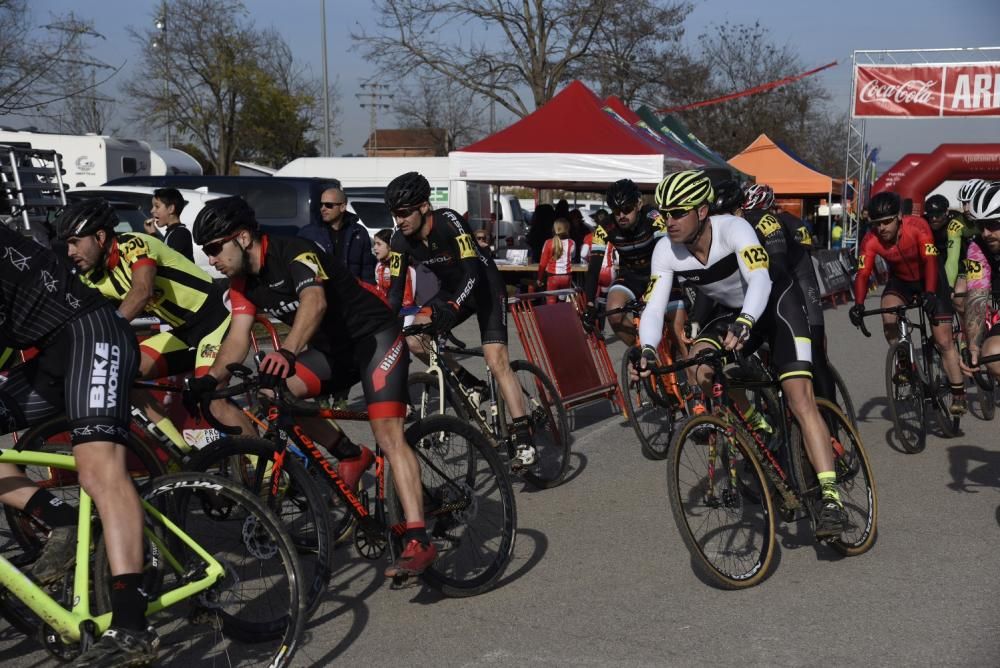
320, 0, 331, 156
356, 81, 393, 156
152, 3, 169, 147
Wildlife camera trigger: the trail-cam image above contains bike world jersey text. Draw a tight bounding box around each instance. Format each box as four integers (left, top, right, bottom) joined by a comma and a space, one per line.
89, 342, 122, 409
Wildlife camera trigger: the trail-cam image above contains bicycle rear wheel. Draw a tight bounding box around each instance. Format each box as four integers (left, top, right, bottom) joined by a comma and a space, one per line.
387, 415, 516, 597
885, 341, 925, 453
667, 415, 776, 589
971, 369, 997, 421
619, 351, 675, 461
186, 436, 332, 617
788, 399, 877, 556
95, 472, 305, 667
829, 362, 859, 429
497, 360, 571, 488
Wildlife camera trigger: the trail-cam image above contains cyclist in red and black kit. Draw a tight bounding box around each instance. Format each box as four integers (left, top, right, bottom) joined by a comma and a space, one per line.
0, 225, 157, 664
384, 172, 537, 469
188, 196, 437, 577
960, 183, 1000, 381
849, 191, 966, 414
583, 179, 675, 346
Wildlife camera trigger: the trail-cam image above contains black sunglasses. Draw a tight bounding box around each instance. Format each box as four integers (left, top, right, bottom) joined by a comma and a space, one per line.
392, 206, 421, 219
872, 216, 898, 227
201, 231, 240, 256
321, 201, 345, 209
612, 204, 636, 217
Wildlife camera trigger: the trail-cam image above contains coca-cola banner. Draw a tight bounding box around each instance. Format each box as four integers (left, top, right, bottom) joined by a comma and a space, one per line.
852, 63, 1000, 118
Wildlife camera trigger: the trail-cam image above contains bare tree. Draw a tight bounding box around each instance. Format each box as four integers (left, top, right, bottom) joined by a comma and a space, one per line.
355, 0, 615, 119
393, 75, 488, 152
0, 1, 118, 118
568, 0, 693, 107
673, 22, 840, 169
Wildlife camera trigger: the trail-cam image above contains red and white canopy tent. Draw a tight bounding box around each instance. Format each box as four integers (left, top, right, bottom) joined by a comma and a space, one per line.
449, 80, 710, 190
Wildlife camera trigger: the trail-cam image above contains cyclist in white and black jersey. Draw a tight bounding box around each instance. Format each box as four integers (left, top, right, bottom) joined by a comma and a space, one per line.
634, 170, 847, 539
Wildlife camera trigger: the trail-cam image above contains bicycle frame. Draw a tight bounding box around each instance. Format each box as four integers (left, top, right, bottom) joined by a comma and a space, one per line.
0, 449, 224, 644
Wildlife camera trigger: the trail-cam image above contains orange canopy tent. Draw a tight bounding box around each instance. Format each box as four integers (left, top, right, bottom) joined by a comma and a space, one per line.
728, 133, 843, 197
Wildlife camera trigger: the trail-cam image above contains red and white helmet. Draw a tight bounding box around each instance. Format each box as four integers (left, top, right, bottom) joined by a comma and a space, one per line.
742, 184, 775, 211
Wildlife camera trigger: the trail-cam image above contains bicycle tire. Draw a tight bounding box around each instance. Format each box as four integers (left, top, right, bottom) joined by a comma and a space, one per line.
186, 436, 332, 618
927, 354, 959, 438
973, 379, 997, 421
496, 360, 571, 488
787, 399, 878, 556
3, 416, 167, 558
828, 362, 859, 429
885, 341, 925, 453
667, 414, 776, 589
619, 350, 675, 461
386, 414, 516, 597
95, 472, 305, 667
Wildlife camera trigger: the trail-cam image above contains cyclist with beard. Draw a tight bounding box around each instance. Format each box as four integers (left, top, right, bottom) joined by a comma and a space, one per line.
384, 172, 537, 469
960, 183, 1000, 381
850, 191, 966, 415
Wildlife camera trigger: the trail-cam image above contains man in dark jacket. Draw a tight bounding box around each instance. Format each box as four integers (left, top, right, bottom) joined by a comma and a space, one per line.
299, 187, 375, 284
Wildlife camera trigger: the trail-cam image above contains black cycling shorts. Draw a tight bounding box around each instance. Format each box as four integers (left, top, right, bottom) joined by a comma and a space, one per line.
883, 276, 953, 322
792, 259, 825, 328
0, 304, 139, 446
292, 324, 408, 419
694, 276, 813, 382
452, 274, 508, 346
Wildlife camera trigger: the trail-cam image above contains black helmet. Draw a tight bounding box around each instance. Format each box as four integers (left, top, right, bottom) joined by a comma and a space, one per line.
606, 179, 642, 210
193, 196, 257, 245
923, 194, 949, 219
710, 179, 743, 215
385, 172, 431, 210
868, 191, 901, 221
54, 198, 118, 240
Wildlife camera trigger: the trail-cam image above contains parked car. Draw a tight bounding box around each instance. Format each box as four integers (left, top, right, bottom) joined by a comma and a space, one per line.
103, 174, 342, 237
66, 185, 229, 278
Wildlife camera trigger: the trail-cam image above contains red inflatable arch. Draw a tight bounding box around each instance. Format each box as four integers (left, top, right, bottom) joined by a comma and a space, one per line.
871, 153, 927, 194
879, 144, 1000, 215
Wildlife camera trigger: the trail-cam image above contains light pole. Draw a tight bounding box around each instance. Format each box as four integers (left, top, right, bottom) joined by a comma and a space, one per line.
152, 6, 170, 148
320, 0, 331, 156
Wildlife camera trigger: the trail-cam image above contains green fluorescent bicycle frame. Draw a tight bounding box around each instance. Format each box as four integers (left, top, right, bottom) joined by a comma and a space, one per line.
0, 449, 224, 643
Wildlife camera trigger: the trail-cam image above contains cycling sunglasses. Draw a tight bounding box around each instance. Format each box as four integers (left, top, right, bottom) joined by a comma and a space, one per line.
201, 231, 241, 256
663, 207, 695, 220
612, 204, 636, 217
871, 216, 899, 227
392, 206, 421, 219
982, 218, 1000, 231
320, 200, 345, 209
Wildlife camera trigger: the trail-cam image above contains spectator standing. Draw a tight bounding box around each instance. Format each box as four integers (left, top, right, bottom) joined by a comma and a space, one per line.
299, 187, 375, 284
373, 228, 417, 326
537, 218, 575, 302
527, 203, 556, 263
145, 188, 193, 261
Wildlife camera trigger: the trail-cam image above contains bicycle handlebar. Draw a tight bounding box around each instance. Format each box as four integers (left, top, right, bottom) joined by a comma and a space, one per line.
856, 303, 919, 338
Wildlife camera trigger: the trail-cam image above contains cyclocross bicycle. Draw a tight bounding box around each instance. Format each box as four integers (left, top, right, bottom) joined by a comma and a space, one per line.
404, 323, 571, 489
857, 302, 959, 452
0, 449, 304, 667
642, 348, 877, 589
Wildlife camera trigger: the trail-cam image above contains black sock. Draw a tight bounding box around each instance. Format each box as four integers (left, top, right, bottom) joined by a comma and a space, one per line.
403, 527, 429, 544
109, 573, 148, 632
950, 383, 965, 398
329, 431, 362, 460
24, 489, 76, 528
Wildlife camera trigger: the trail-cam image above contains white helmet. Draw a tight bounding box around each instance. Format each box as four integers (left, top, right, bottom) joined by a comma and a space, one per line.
957, 178, 989, 204
967, 182, 1000, 221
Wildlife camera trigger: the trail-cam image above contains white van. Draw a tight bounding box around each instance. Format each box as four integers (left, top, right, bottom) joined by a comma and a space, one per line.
0, 129, 150, 187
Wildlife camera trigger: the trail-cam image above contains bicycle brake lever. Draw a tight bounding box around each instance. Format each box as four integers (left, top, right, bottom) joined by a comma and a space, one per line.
227, 363, 253, 379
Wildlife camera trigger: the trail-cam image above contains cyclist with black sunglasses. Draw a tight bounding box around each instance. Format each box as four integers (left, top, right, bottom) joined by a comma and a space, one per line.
850, 191, 967, 415
383, 171, 537, 469
583, 178, 676, 346
960, 183, 1000, 381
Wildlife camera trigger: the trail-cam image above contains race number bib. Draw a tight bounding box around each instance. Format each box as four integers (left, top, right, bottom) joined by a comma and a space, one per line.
962, 258, 984, 280
924, 243, 938, 256
292, 252, 330, 280
755, 214, 781, 238
642, 275, 659, 303
740, 245, 769, 271
388, 251, 403, 277
456, 234, 477, 259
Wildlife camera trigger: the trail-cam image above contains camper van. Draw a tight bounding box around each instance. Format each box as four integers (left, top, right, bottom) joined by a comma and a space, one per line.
0, 129, 150, 188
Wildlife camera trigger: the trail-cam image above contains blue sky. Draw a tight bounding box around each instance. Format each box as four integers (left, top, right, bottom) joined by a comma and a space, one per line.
21, 0, 1000, 171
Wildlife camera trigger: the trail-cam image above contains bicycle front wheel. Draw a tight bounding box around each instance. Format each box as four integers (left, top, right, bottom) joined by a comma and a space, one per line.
388, 415, 517, 597
829, 362, 859, 429
186, 436, 332, 617
497, 360, 571, 488
885, 341, 925, 453
788, 399, 877, 556
619, 350, 675, 461
667, 415, 776, 589
96, 472, 305, 667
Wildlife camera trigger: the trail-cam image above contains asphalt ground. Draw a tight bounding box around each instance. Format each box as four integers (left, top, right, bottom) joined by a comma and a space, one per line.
2, 293, 999, 666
